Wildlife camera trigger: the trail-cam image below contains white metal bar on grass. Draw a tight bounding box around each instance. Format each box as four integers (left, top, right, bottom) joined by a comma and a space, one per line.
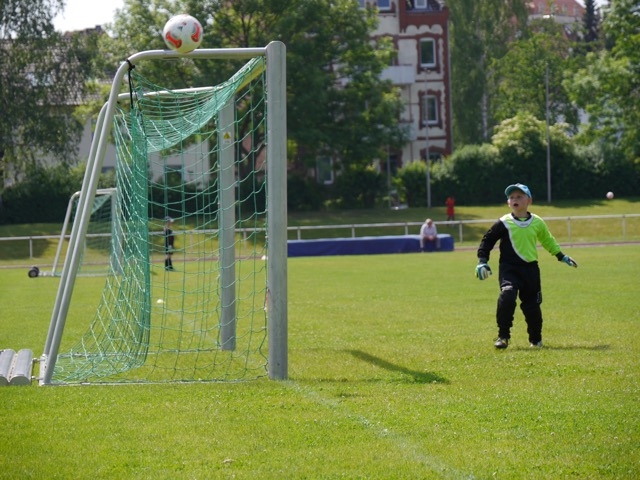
10, 349, 33, 386
0, 349, 15, 386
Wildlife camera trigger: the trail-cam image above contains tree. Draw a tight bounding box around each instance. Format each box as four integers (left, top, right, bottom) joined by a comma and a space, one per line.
102, 0, 406, 179
582, 0, 601, 48
0, 0, 96, 186
267, 1, 406, 172
447, 0, 529, 146
566, 0, 640, 161
415, 113, 594, 204
490, 19, 578, 129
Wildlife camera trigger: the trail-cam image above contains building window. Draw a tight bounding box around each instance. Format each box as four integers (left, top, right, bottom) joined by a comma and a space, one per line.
411, 0, 441, 10
357, 0, 391, 10
164, 165, 183, 182
316, 156, 334, 185
422, 95, 438, 125
420, 38, 436, 68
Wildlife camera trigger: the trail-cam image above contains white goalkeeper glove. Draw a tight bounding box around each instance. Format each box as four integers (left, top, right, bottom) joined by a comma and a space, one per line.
475, 262, 492, 280
561, 255, 578, 268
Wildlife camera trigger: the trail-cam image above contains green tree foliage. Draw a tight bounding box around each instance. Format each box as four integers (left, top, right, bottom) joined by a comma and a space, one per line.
332, 165, 385, 209
432, 143, 501, 204
395, 160, 428, 207
490, 20, 578, 129
566, 0, 640, 161
273, 1, 405, 172
103, 0, 405, 171
396, 113, 605, 205
287, 173, 325, 211
0, 162, 115, 223
0, 0, 96, 186
448, 0, 529, 146
491, 113, 570, 200
104, 0, 204, 84
582, 0, 601, 48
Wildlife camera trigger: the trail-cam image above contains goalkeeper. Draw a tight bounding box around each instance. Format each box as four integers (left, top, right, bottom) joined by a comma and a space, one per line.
475, 183, 577, 349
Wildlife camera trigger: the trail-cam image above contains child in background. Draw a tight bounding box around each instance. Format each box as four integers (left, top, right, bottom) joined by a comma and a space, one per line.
164, 216, 175, 271
446, 195, 455, 221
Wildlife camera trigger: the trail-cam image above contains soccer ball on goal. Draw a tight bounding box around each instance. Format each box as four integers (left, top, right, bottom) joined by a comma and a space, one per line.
162, 14, 203, 54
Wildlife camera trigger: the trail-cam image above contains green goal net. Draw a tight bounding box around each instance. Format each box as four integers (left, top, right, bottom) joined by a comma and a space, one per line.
40, 45, 287, 384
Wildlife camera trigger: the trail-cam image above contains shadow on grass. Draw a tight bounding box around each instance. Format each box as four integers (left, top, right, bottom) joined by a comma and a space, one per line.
348, 349, 448, 384
512, 344, 611, 351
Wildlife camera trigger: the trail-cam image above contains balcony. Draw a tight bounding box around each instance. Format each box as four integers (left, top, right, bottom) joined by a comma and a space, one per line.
380, 65, 415, 85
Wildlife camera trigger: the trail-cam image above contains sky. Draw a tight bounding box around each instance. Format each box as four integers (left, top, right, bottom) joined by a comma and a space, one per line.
52, 0, 610, 33
53, 0, 125, 32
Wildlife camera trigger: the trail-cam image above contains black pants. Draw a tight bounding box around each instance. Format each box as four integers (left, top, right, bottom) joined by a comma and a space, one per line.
496, 262, 543, 344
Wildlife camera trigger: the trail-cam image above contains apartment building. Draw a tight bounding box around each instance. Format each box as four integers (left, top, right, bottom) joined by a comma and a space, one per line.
362, 0, 452, 174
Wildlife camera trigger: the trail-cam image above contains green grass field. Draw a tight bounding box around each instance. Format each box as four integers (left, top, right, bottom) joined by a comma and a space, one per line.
1, 239, 638, 478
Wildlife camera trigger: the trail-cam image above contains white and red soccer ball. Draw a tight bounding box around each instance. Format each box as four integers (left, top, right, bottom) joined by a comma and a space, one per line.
163, 14, 203, 54
606, 191, 614, 200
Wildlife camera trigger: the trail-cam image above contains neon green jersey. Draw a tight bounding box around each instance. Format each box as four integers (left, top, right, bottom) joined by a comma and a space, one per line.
500, 213, 562, 263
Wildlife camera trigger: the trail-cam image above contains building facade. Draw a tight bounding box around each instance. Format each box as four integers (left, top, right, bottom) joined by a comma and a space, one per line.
528, 0, 586, 26
362, 0, 452, 172
528, 0, 586, 40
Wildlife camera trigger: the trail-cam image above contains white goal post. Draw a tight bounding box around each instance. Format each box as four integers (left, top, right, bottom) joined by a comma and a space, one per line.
40, 188, 118, 278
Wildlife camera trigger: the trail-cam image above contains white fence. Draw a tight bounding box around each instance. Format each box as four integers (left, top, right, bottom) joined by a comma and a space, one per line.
1, 214, 639, 263
286, 214, 640, 245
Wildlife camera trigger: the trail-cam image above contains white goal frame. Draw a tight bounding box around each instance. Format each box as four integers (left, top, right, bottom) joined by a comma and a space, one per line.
41, 188, 117, 278
40, 43, 288, 384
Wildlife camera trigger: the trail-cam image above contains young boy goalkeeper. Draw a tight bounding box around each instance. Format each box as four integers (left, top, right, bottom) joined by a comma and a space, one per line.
475, 183, 578, 349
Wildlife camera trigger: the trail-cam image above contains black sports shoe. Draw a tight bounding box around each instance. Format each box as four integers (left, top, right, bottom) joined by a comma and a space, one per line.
494, 338, 509, 349
529, 341, 543, 348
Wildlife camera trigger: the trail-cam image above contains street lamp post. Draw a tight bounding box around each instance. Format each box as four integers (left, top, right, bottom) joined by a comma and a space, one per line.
425, 123, 431, 208
545, 62, 552, 203
386, 145, 391, 209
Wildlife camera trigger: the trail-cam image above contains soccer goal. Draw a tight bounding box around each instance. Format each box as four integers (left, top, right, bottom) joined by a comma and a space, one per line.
39, 43, 287, 385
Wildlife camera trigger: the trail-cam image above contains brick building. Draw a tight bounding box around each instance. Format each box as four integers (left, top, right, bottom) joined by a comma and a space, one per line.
363, 0, 452, 174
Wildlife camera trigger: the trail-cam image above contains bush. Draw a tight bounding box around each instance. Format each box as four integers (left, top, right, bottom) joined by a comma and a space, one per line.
395, 160, 427, 207
287, 174, 325, 211
434, 144, 503, 204
491, 113, 549, 195
0, 164, 85, 224
333, 166, 384, 209
420, 113, 637, 204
